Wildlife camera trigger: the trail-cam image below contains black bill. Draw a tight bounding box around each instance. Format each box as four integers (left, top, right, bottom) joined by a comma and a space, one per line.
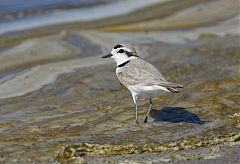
101, 53, 112, 58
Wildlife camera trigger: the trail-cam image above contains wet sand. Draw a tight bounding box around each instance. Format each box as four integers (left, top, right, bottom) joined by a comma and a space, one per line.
0, 0, 239, 163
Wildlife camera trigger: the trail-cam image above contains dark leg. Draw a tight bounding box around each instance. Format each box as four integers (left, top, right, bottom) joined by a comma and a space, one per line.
144, 97, 152, 123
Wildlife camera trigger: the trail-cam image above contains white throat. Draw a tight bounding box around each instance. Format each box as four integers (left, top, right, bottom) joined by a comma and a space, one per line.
114, 56, 137, 66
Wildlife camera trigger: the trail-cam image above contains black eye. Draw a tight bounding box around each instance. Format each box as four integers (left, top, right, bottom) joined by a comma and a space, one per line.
118, 49, 124, 53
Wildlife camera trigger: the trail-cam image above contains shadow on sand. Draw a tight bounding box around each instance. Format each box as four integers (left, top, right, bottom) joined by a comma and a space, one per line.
151, 107, 206, 125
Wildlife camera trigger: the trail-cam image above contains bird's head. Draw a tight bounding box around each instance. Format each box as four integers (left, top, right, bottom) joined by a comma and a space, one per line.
102, 44, 139, 66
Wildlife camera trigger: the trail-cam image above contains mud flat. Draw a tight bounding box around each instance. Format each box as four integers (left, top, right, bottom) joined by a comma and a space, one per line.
0, 0, 239, 163
0, 32, 239, 163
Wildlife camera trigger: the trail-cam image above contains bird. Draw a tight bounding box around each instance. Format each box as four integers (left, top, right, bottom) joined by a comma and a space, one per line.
102, 44, 183, 124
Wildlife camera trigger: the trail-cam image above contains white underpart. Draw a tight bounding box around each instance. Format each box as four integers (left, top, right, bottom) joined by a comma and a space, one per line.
128, 83, 169, 97
112, 53, 130, 66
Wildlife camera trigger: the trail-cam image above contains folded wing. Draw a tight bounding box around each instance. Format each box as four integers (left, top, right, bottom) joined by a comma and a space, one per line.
116, 58, 183, 92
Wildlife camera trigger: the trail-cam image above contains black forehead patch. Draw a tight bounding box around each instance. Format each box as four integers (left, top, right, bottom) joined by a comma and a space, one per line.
114, 44, 123, 49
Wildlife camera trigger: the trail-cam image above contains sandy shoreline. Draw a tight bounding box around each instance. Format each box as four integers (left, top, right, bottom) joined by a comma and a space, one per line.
0, 33, 239, 163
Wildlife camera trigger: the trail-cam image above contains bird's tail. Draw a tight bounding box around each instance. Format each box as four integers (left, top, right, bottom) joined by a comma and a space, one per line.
158, 81, 183, 93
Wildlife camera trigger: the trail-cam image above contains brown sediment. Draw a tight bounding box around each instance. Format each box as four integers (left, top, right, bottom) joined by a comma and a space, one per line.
100, 0, 239, 31
0, 29, 58, 48
56, 131, 240, 163
0, 34, 239, 163
0, 31, 80, 72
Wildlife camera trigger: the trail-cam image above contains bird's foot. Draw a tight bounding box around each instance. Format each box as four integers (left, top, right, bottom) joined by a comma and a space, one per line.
144, 116, 148, 123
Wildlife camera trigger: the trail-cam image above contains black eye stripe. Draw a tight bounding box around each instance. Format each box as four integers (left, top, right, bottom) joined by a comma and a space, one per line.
114, 44, 123, 49
118, 49, 124, 53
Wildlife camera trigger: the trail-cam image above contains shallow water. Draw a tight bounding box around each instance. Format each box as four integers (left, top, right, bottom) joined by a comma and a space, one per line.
0, 0, 159, 34
0, 0, 90, 11
0, 0, 111, 21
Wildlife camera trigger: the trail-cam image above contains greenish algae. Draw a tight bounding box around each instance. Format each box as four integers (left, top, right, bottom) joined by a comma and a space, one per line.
57, 131, 240, 163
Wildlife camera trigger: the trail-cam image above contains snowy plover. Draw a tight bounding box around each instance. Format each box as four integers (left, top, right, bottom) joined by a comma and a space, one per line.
102, 44, 183, 124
